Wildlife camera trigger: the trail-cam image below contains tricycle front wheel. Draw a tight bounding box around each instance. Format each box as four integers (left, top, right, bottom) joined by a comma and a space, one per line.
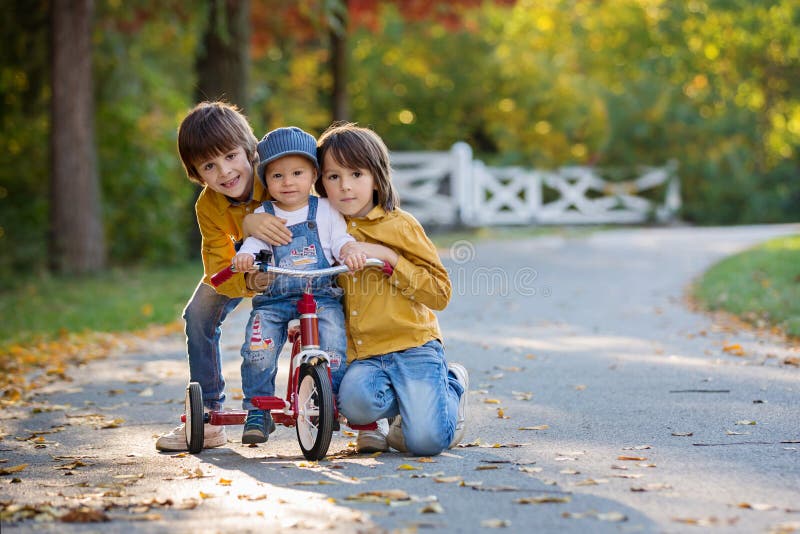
295, 364, 334, 460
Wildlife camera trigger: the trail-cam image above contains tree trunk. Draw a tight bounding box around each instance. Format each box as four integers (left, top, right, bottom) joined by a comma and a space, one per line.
330, 1, 349, 122
189, 0, 251, 258
50, 0, 105, 274
195, 0, 251, 110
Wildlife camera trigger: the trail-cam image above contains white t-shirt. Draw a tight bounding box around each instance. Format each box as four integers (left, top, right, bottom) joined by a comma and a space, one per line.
238, 197, 354, 265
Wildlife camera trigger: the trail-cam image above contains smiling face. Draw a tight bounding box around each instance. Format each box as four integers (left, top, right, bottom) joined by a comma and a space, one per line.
194, 145, 254, 202
263, 154, 316, 211
320, 151, 377, 218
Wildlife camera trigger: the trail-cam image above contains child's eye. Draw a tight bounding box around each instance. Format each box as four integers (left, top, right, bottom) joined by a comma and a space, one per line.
202, 163, 214, 171
271, 173, 282, 180
353, 171, 362, 178
326, 174, 338, 181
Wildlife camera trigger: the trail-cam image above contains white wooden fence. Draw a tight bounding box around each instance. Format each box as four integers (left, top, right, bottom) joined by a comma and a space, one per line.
391, 142, 680, 227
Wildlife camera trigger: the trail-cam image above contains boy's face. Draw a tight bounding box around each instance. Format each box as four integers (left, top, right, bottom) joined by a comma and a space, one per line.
264, 155, 316, 211
194, 146, 254, 202
320, 151, 377, 218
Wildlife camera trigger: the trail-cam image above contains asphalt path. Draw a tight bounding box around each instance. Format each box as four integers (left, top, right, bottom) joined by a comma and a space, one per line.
1, 224, 799, 533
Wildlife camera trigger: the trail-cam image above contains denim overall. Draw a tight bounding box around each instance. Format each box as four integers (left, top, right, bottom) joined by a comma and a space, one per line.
239, 196, 347, 410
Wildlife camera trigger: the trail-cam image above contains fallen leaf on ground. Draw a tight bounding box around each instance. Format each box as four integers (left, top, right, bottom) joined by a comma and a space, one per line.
217, 478, 232, 486
672, 432, 693, 437
516, 495, 571, 504
631, 483, 672, 492
238, 494, 267, 501
518, 466, 542, 474
512, 391, 533, 401
574, 385, 587, 391
575, 478, 608, 486
519, 425, 548, 431
496, 408, 509, 419
737, 502, 777, 511
484, 399, 501, 404
420, 502, 444, 514
481, 519, 511, 528
345, 490, 410, 503
198, 492, 215, 499
0, 464, 28, 475
722, 343, 745, 356
397, 464, 421, 471
60, 507, 109, 523
433, 476, 462, 483
476, 465, 499, 471
735, 420, 757, 426
622, 445, 652, 450
617, 456, 647, 461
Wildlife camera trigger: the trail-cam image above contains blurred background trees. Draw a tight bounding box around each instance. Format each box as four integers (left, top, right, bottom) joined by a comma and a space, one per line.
1, 0, 798, 280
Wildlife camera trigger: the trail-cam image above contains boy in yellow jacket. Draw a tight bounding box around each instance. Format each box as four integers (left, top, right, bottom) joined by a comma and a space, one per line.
155, 101, 291, 451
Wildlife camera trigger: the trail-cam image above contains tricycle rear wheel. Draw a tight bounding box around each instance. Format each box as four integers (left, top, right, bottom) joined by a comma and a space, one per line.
185, 382, 204, 454
295, 364, 334, 460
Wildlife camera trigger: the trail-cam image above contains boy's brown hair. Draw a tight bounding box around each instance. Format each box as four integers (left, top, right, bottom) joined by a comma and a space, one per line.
315, 122, 399, 212
177, 101, 258, 185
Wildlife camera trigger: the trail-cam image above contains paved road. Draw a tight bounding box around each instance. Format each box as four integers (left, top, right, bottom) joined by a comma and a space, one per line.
2, 225, 799, 533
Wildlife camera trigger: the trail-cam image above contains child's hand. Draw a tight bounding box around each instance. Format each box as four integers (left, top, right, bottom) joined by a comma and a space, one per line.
340, 242, 369, 271
243, 212, 291, 245
233, 252, 256, 272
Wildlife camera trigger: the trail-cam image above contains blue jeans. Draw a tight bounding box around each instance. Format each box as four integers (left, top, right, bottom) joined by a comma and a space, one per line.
337, 340, 463, 456
183, 281, 241, 411
241, 295, 347, 410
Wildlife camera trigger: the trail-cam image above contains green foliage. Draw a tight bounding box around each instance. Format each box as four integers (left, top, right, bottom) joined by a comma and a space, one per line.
0, 261, 202, 346
694, 235, 800, 337
2, 0, 798, 281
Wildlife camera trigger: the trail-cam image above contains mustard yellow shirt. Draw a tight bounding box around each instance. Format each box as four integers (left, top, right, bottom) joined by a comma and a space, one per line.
196, 177, 269, 298
337, 206, 452, 362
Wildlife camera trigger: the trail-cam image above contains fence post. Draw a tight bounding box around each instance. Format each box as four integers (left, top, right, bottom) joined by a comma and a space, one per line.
451, 142, 473, 226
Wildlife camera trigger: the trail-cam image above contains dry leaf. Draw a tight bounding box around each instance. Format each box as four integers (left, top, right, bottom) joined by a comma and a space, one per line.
671, 432, 693, 437
476, 465, 499, 471
574, 385, 587, 391
496, 408, 509, 419
631, 483, 672, 492
519, 425, 548, 431
722, 343, 745, 356
345, 490, 410, 503
575, 478, 608, 486
737, 502, 776, 511
420, 502, 444, 514
0, 463, 28, 475
237, 494, 267, 501
198, 491, 215, 499
481, 519, 511, 528
597, 512, 628, 522
735, 420, 757, 426
433, 476, 463, 483
60, 507, 109, 523
518, 466, 542, 474
397, 464, 421, 471
416, 457, 436, 463
516, 495, 571, 504
484, 399, 501, 404
621, 445, 652, 450
512, 391, 533, 401
617, 455, 647, 461
218, 478, 232, 486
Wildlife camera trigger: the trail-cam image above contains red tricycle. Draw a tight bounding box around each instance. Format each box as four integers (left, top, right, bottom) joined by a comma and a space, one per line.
182, 256, 388, 461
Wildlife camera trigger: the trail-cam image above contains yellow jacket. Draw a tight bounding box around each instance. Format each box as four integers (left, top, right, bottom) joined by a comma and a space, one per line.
196, 177, 269, 298
337, 206, 451, 361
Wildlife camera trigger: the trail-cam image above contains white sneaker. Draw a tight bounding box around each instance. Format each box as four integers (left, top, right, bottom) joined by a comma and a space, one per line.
355, 419, 389, 453
155, 422, 227, 452
385, 416, 407, 452
448, 363, 469, 448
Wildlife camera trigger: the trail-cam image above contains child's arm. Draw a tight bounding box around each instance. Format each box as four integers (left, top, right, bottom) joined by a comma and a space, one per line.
242, 212, 292, 245
377, 215, 451, 311
197, 207, 250, 298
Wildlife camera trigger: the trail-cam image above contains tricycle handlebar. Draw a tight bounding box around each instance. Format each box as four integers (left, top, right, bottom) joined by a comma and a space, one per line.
210, 257, 390, 287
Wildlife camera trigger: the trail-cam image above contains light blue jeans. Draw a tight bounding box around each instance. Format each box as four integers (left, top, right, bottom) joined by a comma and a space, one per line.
183, 281, 241, 411
337, 340, 463, 456
240, 295, 347, 410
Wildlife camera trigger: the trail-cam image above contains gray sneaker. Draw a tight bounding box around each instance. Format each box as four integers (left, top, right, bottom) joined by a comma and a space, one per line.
355, 419, 389, 453
155, 422, 227, 452
385, 416, 407, 452
448, 363, 469, 448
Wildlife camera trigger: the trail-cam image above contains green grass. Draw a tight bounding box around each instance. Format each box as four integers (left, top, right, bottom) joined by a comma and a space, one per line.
693, 235, 800, 338
0, 261, 203, 348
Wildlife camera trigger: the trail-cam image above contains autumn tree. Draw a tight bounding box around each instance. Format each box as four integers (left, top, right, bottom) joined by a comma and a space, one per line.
50, 0, 105, 274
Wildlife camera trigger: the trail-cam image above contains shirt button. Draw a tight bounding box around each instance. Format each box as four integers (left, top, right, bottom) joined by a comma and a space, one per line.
356, 340, 362, 345
351, 310, 358, 316
409, 295, 415, 300
352, 277, 357, 282
351, 222, 357, 228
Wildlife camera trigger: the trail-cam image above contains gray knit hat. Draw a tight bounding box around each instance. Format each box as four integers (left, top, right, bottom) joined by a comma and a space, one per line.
256, 126, 318, 184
